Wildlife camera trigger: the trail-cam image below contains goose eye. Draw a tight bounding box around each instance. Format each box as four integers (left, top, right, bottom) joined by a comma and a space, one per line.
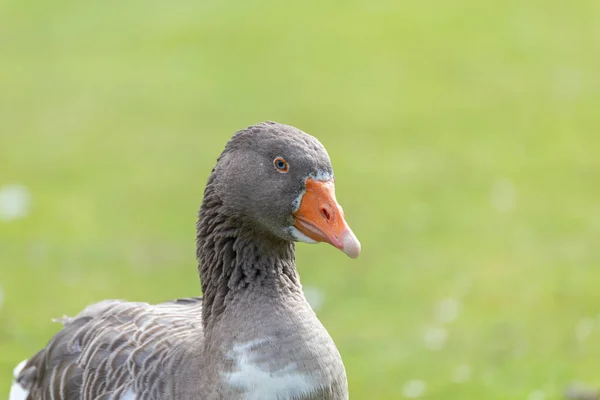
273, 157, 289, 173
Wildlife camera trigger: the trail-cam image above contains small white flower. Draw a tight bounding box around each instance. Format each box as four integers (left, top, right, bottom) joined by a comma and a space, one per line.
527, 390, 545, 400
575, 318, 595, 342
490, 178, 517, 213
423, 327, 447, 350
452, 364, 471, 383
0, 184, 32, 221
437, 297, 462, 323
402, 379, 426, 398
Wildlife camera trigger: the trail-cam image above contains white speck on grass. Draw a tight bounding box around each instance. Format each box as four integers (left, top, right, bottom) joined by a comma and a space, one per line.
553, 67, 584, 102
452, 364, 471, 383
437, 297, 462, 323
490, 178, 516, 213
0, 184, 31, 221
423, 327, 447, 350
527, 390, 546, 400
402, 379, 426, 398
575, 318, 595, 342
303, 286, 325, 312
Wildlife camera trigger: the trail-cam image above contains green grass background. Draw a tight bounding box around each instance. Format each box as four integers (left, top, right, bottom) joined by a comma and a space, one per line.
1, 0, 600, 398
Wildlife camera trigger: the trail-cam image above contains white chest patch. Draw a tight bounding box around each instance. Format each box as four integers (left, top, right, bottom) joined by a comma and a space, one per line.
9, 360, 29, 400
120, 387, 136, 400
224, 339, 321, 400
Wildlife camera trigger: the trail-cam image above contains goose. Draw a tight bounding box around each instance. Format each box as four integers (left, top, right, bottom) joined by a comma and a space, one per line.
10, 121, 361, 400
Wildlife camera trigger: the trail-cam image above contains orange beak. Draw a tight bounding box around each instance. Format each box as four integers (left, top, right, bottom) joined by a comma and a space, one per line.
293, 178, 361, 258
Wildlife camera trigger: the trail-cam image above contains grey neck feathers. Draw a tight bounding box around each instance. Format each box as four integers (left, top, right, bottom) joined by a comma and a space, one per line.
196, 179, 302, 331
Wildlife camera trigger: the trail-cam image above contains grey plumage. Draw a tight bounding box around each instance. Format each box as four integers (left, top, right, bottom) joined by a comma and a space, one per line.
17, 299, 202, 399
11, 121, 358, 400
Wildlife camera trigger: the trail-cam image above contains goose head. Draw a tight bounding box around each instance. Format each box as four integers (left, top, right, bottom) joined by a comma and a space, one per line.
209, 121, 361, 259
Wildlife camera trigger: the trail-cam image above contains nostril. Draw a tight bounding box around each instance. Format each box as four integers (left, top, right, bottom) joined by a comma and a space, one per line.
321, 207, 331, 221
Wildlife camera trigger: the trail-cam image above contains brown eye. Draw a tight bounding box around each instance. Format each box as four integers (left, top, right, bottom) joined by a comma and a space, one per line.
273, 157, 289, 173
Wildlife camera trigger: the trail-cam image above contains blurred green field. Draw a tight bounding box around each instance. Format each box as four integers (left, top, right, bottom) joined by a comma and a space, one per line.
1, 0, 600, 398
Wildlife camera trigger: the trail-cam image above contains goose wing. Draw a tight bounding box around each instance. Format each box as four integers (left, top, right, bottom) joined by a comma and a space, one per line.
11, 297, 203, 400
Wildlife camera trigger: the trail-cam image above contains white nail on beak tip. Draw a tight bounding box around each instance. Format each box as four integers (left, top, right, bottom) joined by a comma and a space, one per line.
341, 229, 361, 259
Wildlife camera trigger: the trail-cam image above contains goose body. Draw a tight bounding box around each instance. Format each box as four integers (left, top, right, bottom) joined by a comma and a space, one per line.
10, 122, 360, 400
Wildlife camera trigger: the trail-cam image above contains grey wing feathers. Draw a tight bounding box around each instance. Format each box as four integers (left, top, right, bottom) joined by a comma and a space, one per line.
15, 297, 203, 400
